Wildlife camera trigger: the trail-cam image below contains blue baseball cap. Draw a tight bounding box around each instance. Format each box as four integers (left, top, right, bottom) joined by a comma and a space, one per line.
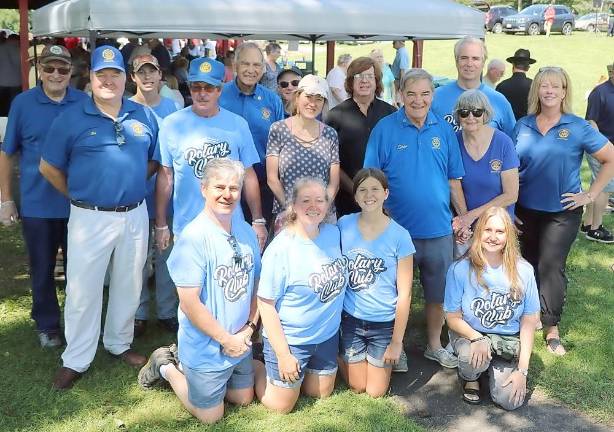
91, 45, 125, 72
188, 58, 224, 86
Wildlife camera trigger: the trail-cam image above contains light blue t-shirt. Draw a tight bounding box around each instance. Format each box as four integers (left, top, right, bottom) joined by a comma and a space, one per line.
157, 107, 260, 236
381, 63, 396, 106
167, 212, 261, 371
42, 97, 159, 207
2, 86, 88, 218
129, 96, 178, 219
219, 79, 284, 179
258, 224, 346, 345
433, 82, 516, 138
513, 114, 608, 212
339, 213, 415, 322
444, 258, 540, 335
457, 129, 519, 218
363, 109, 465, 239
391, 46, 409, 80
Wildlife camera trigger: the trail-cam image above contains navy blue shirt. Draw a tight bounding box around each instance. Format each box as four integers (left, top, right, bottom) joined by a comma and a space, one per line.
219, 79, 284, 178
41, 97, 159, 207
2, 86, 88, 218
363, 110, 465, 239
513, 114, 607, 212
586, 80, 614, 142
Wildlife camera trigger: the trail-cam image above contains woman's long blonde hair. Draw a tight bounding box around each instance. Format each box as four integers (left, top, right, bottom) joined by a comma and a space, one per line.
464, 207, 524, 301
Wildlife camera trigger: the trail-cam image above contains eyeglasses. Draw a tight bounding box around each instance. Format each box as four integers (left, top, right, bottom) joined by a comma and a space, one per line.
279, 79, 300, 88
41, 65, 71, 75
353, 73, 375, 81
227, 235, 242, 266
190, 83, 219, 93
113, 121, 126, 146
457, 108, 485, 118
538, 66, 564, 73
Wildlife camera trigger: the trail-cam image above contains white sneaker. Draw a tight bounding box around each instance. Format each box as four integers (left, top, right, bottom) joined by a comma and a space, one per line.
424, 346, 458, 368
392, 349, 408, 373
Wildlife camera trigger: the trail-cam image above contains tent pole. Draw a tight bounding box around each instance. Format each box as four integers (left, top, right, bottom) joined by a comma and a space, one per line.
311, 39, 316, 74
19, 0, 29, 91
326, 41, 335, 74
412, 40, 423, 68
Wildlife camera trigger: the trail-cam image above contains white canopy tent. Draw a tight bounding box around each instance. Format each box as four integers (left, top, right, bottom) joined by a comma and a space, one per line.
32, 0, 485, 41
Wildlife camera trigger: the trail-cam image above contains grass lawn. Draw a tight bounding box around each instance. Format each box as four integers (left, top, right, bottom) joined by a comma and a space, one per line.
1, 31, 613, 432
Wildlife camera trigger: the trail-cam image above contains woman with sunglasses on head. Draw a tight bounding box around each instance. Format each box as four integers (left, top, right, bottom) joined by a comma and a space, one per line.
513, 67, 614, 355
276, 66, 303, 118
255, 177, 346, 413
452, 89, 519, 247
445, 207, 540, 409
266, 75, 340, 233
338, 168, 414, 397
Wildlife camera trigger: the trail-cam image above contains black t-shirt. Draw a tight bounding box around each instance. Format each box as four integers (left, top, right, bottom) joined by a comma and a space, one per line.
496, 72, 532, 121
326, 97, 396, 216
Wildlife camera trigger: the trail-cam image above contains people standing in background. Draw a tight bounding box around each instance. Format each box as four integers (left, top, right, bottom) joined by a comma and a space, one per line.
276, 66, 303, 118
544, 3, 555, 37
391, 40, 409, 95
496, 49, 536, 121
483, 59, 505, 88
260, 43, 282, 91
326, 53, 352, 109
0, 34, 22, 116
370, 49, 396, 106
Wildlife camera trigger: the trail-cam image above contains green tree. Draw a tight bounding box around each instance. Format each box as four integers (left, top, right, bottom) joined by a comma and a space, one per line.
0, 9, 20, 32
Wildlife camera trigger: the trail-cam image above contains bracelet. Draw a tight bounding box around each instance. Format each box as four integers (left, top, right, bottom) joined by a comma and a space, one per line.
154, 225, 169, 231
515, 367, 528, 377
251, 218, 266, 225
470, 335, 488, 343
246, 320, 257, 331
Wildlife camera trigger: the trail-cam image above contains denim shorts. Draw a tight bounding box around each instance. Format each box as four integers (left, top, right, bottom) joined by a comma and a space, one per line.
413, 235, 453, 303
339, 312, 394, 368
263, 333, 339, 389
183, 354, 254, 409
587, 154, 614, 193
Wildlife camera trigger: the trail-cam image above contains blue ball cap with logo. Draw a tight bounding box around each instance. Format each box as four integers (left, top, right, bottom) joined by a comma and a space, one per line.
188, 57, 224, 86
91, 45, 125, 72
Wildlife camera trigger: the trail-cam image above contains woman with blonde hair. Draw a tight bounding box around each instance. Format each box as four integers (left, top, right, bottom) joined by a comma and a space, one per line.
444, 207, 540, 409
513, 66, 614, 355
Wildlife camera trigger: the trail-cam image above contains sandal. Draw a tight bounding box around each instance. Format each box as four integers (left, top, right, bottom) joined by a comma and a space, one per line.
461, 379, 481, 405
545, 337, 567, 356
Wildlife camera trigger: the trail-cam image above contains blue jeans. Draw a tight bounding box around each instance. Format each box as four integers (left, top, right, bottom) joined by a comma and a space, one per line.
339, 312, 394, 368
136, 221, 178, 320
21, 217, 67, 333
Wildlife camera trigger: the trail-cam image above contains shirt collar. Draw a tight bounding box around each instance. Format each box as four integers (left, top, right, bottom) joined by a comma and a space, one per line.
396, 108, 438, 129
34, 85, 79, 105
83, 96, 137, 117
231, 78, 262, 98
522, 113, 575, 131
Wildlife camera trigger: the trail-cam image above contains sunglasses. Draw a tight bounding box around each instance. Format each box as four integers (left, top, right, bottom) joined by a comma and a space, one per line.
42, 65, 71, 75
190, 83, 219, 93
279, 79, 300, 88
227, 235, 242, 266
114, 121, 126, 146
457, 108, 485, 118
538, 66, 564, 73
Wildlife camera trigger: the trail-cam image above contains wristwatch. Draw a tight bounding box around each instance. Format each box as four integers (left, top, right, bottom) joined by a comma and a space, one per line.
515, 367, 528, 377
246, 320, 258, 332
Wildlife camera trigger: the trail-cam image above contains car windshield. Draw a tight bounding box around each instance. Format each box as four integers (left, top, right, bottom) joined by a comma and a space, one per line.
519, 5, 544, 15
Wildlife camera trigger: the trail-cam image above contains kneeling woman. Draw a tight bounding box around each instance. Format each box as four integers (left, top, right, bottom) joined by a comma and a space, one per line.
338, 168, 414, 397
444, 207, 540, 410
256, 177, 346, 413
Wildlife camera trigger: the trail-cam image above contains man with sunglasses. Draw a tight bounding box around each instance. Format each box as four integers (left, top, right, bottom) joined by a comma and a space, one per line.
0, 45, 88, 349
219, 42, 284, 227
39, 45, 159, 390
432, 37, 515, 138
154, 57, 266, 254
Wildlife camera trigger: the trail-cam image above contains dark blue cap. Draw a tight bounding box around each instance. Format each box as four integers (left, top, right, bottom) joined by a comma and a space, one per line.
92, 45, 125, 72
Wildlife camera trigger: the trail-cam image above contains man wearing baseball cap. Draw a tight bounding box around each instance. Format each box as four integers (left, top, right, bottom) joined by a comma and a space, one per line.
129, 53, 179, 338
496, 48, 536, 120
154, 57, 266, 254
40, 45, 159, 389
0, 45, 88, 349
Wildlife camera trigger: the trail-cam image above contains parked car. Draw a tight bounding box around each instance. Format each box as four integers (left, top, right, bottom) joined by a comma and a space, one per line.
575, 12, 609, 32
485, 5, 517, 33
502, 4, 575, 36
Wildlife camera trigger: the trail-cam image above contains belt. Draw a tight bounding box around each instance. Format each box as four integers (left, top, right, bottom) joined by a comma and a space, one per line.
71, 200, 143, 212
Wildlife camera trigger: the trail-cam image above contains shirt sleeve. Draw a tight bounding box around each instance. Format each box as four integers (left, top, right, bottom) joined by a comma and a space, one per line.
158, 117, 174, 167
257, 238, 287, 301
328, 126, 340, 164
167, 229, 206, 290
41, 114, 71, 170
498, 131, 520, 171
399, 48, 410, 70
238, 118, 260, 168
585, 87, 601, 122
363, 122, 389, 170
443, 261, 465, 313
520, 262, 540, 315
580, 119, 608, 155
266, 121, 283, 157
1, 98, 22, 155
273, 94, 284, 122
396, 225, 416, 258
145, 110, 160, 161
498, 98, 516, 138
446, 124, 465, 179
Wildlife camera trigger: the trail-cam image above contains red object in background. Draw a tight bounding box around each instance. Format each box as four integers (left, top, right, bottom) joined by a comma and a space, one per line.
64, 37, 79, 49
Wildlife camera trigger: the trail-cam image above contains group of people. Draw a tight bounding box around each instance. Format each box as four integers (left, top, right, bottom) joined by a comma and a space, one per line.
1, 34, 613, 425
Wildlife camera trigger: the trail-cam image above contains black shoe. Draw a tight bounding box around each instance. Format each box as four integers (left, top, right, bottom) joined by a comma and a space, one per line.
134, 319, 147, 338
586, 225, 614, 244
158, 317, 179, 333
138, 345, 177, 389
580, 224, 590, 233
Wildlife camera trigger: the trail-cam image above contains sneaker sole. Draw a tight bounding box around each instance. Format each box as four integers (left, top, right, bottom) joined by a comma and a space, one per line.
585, 233, 614, 244
424, 352, 458, 369
137, 359, 160, 389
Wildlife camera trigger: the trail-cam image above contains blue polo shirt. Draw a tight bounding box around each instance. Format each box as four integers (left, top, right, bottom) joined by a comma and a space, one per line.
41, 97, 159, 207
219, 79, 284, 178
513, 114, 607, 212
363, 110, 465, 239
2, 86, 88, 218
432, 81, 516, 138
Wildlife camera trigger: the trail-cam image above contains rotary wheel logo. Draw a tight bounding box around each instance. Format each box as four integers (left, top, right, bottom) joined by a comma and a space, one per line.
132, 123, 144, 136
261, 108, 271, 120
490, 159, 502, 172
200, 62, 212, 73
102, 48, 115, 61
431, 137, 441, 149
558, 129, 570, 139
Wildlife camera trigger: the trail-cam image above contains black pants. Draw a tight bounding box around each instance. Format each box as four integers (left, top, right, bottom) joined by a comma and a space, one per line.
515, 205, 582, 326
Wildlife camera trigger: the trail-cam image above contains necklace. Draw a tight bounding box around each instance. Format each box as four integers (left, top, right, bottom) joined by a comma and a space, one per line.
290, 117, 321, 145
